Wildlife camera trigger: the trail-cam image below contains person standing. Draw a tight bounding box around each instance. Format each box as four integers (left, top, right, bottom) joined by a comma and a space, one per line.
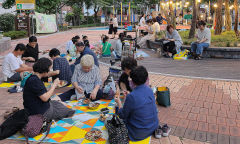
191, 20, 211, 60
108, 13, 114, 38
112, 14, 118, 39
184, 11, 192, 25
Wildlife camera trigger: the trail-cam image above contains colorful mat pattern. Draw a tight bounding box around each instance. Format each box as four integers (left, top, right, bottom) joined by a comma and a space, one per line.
9, 99, 151, 144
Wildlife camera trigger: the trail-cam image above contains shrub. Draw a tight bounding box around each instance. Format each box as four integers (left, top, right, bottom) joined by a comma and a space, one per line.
226, 42, 231, 47
3, 31, 27, 39
0, 13, 15, 32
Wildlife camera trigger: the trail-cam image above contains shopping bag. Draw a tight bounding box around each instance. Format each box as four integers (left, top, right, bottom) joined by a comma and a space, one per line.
156, 87, 171, 107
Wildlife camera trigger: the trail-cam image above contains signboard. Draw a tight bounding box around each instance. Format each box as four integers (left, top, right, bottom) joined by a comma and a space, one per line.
35, 12, 57, 33
16, 0, 35, 10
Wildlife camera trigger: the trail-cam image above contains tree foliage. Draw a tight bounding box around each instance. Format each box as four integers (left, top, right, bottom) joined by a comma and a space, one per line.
0, 13, 15, 32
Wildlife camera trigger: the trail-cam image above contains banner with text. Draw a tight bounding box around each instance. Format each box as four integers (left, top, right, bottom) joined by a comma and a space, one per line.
35, 12, 57, 33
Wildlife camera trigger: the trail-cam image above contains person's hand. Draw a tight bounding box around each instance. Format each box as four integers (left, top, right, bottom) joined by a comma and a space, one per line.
114, 84, 121, 104
28, 57, 35, 61
76, 86, 83, 94
90, 90, 97, 100
53, 78, 60, 88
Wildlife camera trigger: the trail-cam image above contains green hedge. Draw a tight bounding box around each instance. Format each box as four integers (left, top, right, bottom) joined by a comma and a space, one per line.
3, 31, 27, 39
0, 13, 15, 32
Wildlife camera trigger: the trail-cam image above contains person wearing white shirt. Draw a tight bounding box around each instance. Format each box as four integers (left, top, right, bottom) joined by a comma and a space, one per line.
66, 35, 80, 54
139, 14, 146, 27
2, 43, 33, 82
112, 14, 118, 39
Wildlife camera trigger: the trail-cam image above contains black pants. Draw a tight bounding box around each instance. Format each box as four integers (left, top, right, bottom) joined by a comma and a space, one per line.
163, 41, 177, 55
58, 88, 103, 102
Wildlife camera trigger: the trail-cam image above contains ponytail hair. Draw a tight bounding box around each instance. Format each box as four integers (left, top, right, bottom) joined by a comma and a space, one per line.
103, 36, 109, 44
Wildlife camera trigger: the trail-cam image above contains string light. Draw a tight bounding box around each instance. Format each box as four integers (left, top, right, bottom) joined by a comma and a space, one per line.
213, 4, 217, 8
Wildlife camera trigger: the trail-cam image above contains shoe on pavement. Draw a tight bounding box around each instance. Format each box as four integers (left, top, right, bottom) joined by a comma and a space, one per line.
162, 124, 171, 137
155, 125, 163, 139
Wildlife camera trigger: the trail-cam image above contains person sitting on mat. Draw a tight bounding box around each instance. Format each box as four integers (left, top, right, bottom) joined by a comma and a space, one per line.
2, 43, 33, 82
115, 66, 159, 141
58, 55, 103, 101
118, 57, 149, 93
48, 48, 72, 85
101, 35, 112, 57
23, 57, 75, 121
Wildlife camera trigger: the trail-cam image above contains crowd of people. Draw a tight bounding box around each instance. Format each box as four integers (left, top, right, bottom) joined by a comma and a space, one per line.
137, 12, 211, 59
1, 11, 211, 142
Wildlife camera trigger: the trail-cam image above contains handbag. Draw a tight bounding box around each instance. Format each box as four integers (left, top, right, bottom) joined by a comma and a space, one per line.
156, 87, 171, 107
0, 109, 28, 140
102, 75, 116, 100
21, 114, 52, 144
105, 114, 129, 144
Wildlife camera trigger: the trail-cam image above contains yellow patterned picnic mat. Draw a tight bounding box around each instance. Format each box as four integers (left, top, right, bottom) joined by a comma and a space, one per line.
0, 82, 17, 88
9, 99, 151, 144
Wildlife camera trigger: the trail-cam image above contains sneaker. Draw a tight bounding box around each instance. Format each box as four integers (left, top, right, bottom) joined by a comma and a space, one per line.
154, 125, 163, 139
162, 124, 171, 137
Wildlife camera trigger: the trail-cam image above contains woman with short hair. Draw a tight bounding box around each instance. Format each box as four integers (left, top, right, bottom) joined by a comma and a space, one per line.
115, 66, 159, 141
163, 25, 183, 57
59, 54, 103, 101
23, 57, 75, 121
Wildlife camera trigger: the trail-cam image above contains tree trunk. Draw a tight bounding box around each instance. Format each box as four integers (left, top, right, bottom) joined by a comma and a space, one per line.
225, 0, 231, 31
234, 0, 239, 36
214, 0, 223, 35
189, 0, 197, 39
169, 2, 176, 28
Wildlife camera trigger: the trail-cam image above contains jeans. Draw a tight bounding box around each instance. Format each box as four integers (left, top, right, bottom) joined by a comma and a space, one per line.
191, 42, 209, 55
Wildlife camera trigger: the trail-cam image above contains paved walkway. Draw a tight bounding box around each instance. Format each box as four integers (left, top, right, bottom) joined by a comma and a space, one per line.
0, 28, 239, 144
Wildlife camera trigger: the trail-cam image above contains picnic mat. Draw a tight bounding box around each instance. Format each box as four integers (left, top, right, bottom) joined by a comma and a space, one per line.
135, 50, 150, 58
9, 99, 151, 144
0, 82, 17, 88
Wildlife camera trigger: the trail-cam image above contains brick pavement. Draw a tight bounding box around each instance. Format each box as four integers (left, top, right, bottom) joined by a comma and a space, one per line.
0, 28, 239, 144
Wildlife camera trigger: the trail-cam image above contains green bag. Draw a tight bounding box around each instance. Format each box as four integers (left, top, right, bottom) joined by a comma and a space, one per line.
156, 87, 171, 107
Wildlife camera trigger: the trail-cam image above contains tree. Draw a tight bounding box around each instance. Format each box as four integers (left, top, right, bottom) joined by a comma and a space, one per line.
234, 0, 239, 36
169, 2, 176, 28
189, 0, 197, 38
214, 0, 223, 35
225, 0, 232, 31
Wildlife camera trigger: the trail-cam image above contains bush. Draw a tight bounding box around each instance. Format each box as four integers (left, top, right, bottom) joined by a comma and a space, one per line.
3, 31, 27, 39
0, 13, 15, 32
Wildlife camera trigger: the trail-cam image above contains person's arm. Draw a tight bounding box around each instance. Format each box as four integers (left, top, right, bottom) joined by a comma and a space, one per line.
71, 65, 84, 94
39, 78, 59, 102
15, 64, 32, 73
199, 30, 211, 43
90, 67, 102, 99
22, 57, 35, 61
47, 70, 60, 77
115, 92, 133, 119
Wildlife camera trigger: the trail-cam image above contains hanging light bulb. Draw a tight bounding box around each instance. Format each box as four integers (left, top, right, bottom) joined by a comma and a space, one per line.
213, 4, 217, 8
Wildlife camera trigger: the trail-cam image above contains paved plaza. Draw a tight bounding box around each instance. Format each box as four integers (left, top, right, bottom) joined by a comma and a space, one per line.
0, 28, 240, 144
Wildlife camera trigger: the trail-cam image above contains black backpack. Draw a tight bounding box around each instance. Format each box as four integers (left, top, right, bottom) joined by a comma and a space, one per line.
0, 109, 29, 140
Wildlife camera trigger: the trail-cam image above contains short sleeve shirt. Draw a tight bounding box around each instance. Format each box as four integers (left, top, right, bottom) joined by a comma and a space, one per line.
53, 57, 72, 83
22, 44, 39, 62
2, 53, 23, 79
23, 75, 50, 115
102, 42, 112, 56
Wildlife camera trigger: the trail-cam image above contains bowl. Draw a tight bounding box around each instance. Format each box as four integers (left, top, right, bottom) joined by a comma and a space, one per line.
82, 98, 91, 105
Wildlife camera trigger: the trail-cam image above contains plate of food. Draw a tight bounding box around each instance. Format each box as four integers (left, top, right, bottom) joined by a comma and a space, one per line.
57, 80, 68, 88
88, 102, 100, 110
82, 98, 91, 105
85, 129, 102, 141
99, 113, 107, 122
